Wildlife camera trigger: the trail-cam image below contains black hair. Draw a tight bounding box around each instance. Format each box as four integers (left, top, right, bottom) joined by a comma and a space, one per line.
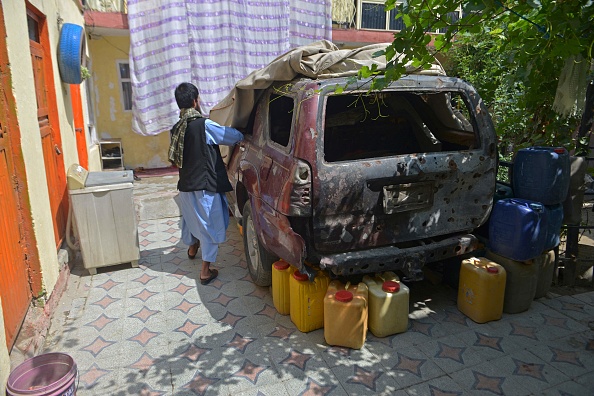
174, 82, 199, 109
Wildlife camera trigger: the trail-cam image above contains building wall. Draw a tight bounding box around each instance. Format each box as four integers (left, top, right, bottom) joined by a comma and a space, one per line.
88, 35, 170, 170
0, 301, 8, 395
2, 0, 86, 318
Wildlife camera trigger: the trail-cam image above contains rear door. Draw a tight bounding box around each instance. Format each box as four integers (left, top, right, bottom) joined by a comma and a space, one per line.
312, 80, 497, 253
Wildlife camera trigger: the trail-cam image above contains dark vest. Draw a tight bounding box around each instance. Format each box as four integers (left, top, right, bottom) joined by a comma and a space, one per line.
177, 118, 233, 193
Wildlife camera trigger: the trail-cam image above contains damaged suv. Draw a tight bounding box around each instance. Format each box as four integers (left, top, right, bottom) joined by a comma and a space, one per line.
223, 75, 497, 286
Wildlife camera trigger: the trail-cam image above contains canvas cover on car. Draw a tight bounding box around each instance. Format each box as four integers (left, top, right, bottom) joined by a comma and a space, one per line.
209, 39, 446, 130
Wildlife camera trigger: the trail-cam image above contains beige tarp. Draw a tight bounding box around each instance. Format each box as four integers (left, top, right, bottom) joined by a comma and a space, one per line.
209, 40, 445, 129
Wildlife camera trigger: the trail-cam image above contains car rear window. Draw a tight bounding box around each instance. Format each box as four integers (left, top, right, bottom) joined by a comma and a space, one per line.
323, 91, 478, 162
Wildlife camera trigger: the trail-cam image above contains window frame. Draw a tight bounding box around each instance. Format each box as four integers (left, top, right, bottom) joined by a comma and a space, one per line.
116, 60, 132, 112
266, 92, 295, 153
356, 0, 463, 33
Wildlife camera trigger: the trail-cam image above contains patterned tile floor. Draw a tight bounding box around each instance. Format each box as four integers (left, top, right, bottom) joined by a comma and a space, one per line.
41, 182, 594, 395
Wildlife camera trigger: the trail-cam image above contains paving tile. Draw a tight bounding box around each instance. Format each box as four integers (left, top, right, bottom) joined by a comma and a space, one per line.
489, 349, 571, 394
416, 334, 484, 374
457, 328, 522, 361
404, 374, 470, 396
283, 367, 348, 396
539, 379, 593, 396
33, 180, 594, 396
331, 362, 401, 395
449, 362, 532, 395
379, 345, 446, 388
540, 295, 594, 325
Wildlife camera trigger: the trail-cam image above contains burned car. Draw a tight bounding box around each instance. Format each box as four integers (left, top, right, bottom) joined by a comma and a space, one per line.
209, 41, 497, 286
222, 75, 497, 286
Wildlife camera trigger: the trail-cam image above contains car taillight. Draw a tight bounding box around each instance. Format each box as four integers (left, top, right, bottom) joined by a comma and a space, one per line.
279, 159, 312, 216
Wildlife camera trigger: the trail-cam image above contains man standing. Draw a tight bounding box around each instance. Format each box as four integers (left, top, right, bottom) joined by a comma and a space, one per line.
169, 82, 243, 285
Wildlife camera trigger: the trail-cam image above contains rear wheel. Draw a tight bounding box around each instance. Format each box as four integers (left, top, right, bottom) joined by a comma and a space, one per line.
243, 201, 276, 286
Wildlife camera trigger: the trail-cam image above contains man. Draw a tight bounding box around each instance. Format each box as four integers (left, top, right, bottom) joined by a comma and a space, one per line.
169, 82, 243, 285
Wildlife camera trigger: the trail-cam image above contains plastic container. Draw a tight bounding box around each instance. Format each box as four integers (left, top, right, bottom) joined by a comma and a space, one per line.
512, 146, 570, 205
486, 249, 538, 314
362, 272, 410, 337
534, 250, 555, 299
489, 198, 547, 261
7, 352, 77, 396
543, 204, 563, 251
323, 280, 368, 349
494, 182, 513, 202
272, 260, 295, 315
457, 257, 506, 323
289, 269, 329, 333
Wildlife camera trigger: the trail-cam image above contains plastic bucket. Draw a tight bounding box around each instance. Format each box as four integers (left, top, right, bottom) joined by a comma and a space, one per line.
7, 353, 77, 396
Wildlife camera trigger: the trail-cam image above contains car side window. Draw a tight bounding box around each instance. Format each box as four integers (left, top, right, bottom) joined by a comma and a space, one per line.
268, 94, 294, 147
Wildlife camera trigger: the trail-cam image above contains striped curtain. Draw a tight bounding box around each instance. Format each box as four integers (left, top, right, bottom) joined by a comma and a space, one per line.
128, 0, 332, 136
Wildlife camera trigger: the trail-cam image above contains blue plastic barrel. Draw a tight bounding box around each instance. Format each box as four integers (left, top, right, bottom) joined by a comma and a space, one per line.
543, 204, 563, 251
512, 147, 570, 205
489, 198, 548, 261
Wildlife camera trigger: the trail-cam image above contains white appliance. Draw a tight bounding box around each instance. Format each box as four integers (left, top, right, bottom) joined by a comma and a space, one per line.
67, 164, 140, 275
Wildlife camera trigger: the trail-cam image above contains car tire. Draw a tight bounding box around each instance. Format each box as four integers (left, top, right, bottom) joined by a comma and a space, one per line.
243, 201, 276, 286
58, 23, 85, 84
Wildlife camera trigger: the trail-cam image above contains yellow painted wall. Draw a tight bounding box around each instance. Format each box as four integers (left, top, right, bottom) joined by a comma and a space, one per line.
88, 35, 170, 170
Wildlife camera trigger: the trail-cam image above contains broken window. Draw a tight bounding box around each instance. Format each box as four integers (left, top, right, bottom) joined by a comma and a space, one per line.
269, 94, 293, 147
323, 91, 478, 162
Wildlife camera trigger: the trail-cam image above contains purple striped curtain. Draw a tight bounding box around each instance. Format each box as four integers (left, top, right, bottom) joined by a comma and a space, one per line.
128, 0, 331, 136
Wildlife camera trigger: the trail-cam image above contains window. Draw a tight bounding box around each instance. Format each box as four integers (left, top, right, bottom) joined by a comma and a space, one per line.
323, 91, 478, 163
268, 94, 294, 147
357, 0, 463, 33
117, 61, 132, 111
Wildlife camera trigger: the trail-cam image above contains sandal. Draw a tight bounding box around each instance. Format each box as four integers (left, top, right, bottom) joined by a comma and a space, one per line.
187, 241, 200, 259
200, 269, 218, 285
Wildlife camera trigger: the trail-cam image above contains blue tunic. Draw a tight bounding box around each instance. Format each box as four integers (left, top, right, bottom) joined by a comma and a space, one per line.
179, 119, 243, 262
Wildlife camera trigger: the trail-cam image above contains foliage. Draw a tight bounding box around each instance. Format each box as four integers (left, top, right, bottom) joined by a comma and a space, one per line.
81, 66, 91, 81
366, 0, 594, 152
443, 31, 581, 155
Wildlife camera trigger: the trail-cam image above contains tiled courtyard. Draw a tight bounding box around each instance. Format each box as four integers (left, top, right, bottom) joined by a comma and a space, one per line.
39, 177, 594, 395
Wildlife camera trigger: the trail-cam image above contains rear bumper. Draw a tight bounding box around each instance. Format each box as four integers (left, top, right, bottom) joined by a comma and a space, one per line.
318, 233, 479, 279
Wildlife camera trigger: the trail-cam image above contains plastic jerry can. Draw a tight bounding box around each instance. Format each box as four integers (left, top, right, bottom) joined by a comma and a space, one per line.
272, 260, 295, 315
323, 281, 368, 349
289, 269, 329, 333
534, 250, 555, 299
457, 257, 506, 323
494, 182, 513, 203
489, 198, 547, 261
513, 146, 570, 205
485, 249, 538, 314
543, 204, 563, 251
362, 272, 410, 337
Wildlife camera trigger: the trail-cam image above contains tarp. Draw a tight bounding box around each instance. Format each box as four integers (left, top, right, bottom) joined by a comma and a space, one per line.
127, 0, 332, 136
209, 40, 446, 129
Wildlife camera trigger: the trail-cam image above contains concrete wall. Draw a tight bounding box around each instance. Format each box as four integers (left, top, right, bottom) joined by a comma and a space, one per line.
1, 1, 88, 383
88, 35, 170, 170
0, 301, 8, 395
3, 0, 86, 301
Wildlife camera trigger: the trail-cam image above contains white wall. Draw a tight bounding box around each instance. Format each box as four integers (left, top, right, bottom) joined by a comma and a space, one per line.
2, 0, 86, 296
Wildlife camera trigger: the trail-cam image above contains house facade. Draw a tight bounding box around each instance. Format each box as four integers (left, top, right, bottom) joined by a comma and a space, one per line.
0, 0, 93, 391
83, 0, 463, 171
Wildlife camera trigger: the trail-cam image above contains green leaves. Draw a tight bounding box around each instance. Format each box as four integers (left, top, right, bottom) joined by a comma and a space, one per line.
371, 0, 593, 153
